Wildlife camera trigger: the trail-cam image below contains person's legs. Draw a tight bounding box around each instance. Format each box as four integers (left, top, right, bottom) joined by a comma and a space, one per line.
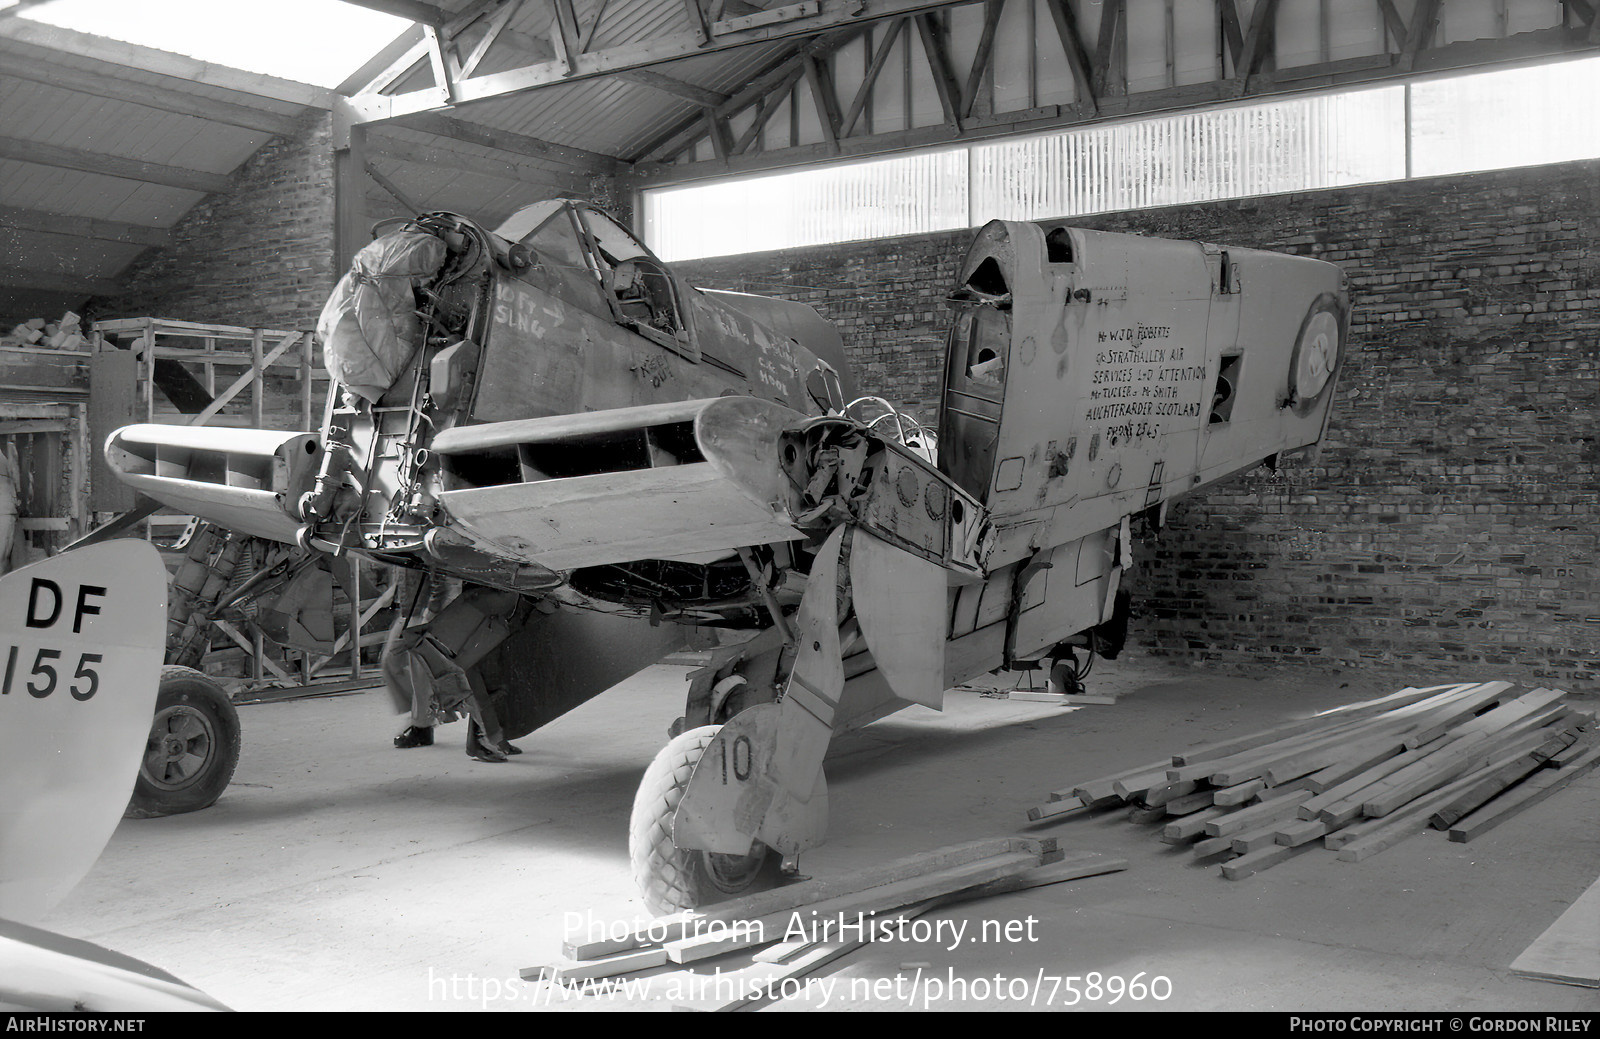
382, 622, 436, 748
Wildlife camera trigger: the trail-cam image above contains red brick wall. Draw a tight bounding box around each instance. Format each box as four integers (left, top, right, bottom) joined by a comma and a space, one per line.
679, 159, 1600, 688
89, 111, 338, 332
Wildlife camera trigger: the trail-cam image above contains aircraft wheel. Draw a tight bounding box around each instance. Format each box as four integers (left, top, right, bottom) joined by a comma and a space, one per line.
1048, 659, 1085, 696
629, 724, 779, 914
125, 666, 241, 819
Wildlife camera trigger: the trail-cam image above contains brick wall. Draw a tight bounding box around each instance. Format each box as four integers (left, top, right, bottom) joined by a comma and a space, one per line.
90, 111, 338, 332
679, 159, 1600, 688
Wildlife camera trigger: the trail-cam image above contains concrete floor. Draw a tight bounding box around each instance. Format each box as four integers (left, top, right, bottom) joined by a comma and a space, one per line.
44, 656, 1600, 1012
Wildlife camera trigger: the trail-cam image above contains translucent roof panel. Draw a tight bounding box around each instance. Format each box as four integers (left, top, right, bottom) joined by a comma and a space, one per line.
16, 0, 407, 88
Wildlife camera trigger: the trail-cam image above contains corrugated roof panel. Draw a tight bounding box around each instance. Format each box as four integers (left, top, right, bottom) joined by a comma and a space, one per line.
0, 159, 203, 227
0, 78, 269, 174
0, 229, 146, 278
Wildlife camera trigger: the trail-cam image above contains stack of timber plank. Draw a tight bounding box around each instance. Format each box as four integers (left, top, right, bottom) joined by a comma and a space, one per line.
521, 837, 1127, 1011
1025, 682, 1599, 880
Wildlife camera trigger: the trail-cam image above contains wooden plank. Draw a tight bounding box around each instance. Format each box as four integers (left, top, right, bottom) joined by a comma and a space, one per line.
750, 851, 1128, 966
1304, 739, 1409, 793
1300, 750, 1421, 820
1273, 818, 1329, 848
1025, 795, 1089, 822
1063, 754, 1174, 803
1204, 788, 1311, 838
1400, 681, 1518, 747
1140, 779, 1198, 807
677, 899, 939, 1011
1192, 835, 1235, 859
1173, 713, 1409, 784
1164, 790, 1215, 815
1509, 874, 1600, 988
1230, 820, 1291, 854
1357, 699, 1572, 819
1262, 734, 1396, 788
1162, 804, 1234, 843
0, 136, 233, 193
664, 848, 1048, 962
1213, 778, 1265, 805
1114, 768, 1183, 801
1221, 843, 1294, 880
523, 945, 671, 983
1449, 744, 1600, 843
1428, 740, 1569, 830
564, 837, 1049, 960
1328, 736, 1559, 860
1314, 683, 1469, 717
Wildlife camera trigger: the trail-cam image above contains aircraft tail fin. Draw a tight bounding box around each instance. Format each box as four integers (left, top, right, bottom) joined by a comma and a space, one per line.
0, 541, 167, 923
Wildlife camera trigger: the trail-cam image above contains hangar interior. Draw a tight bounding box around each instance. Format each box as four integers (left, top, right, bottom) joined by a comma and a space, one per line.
0, 0, 1596, 1014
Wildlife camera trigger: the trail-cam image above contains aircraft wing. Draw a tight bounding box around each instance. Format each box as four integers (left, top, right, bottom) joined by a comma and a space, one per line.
103, 425, 322, 545
431, 396, 806, 570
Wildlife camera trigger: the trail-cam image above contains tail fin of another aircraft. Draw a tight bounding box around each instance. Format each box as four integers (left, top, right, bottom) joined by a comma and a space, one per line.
0, 541, 167, 923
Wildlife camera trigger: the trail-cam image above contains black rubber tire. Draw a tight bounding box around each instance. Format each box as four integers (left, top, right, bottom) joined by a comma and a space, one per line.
628, 725, 780, 915
124, 665, 241, 819
1048, 660, 1083, 696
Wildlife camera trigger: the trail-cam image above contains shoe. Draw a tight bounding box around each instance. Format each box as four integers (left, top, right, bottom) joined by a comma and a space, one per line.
394, 725, 434, 748
498, 740, 522, 756
465, 720, 507, 762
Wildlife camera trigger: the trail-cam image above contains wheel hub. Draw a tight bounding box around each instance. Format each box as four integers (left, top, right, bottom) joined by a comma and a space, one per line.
142, 704, 216, 791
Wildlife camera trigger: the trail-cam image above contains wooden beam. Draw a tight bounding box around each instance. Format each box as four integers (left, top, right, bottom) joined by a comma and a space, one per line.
580, 0, 615, 51
342, 0, 1019, 124
338, 0, 449, 24
0, 49, 301, 136
0, 20, 332, 109
631, 28, 862, 162
332, 102, 370, 273
0, 265, 123, 297
0, 136, 232, 194
960, 1, 1004, 120
1217, 0, 1245, 70
841, 17, 906, 136
393, 111, 626, 172
456, 0, 520, 77
1092, 0, 1126, 99
549, 0, 585, 72
731, 77, 799, 153
913, 13, 964, 130
1401, 0, 1442, 71
1375, 0, 1408, 52
351, 37, 433, 96
801, 53, 843, 151
702, 107, 733, 159
336, 25, 427, 95
367, 133, 589, 192
1233, 0, 1281, 95
1041, 0, 1098, 114
614, 69, 729, 107
363, 162, 424, 214
633, 25, 1600, 184
0, 205, 172, 248
682, 0, 715, 45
